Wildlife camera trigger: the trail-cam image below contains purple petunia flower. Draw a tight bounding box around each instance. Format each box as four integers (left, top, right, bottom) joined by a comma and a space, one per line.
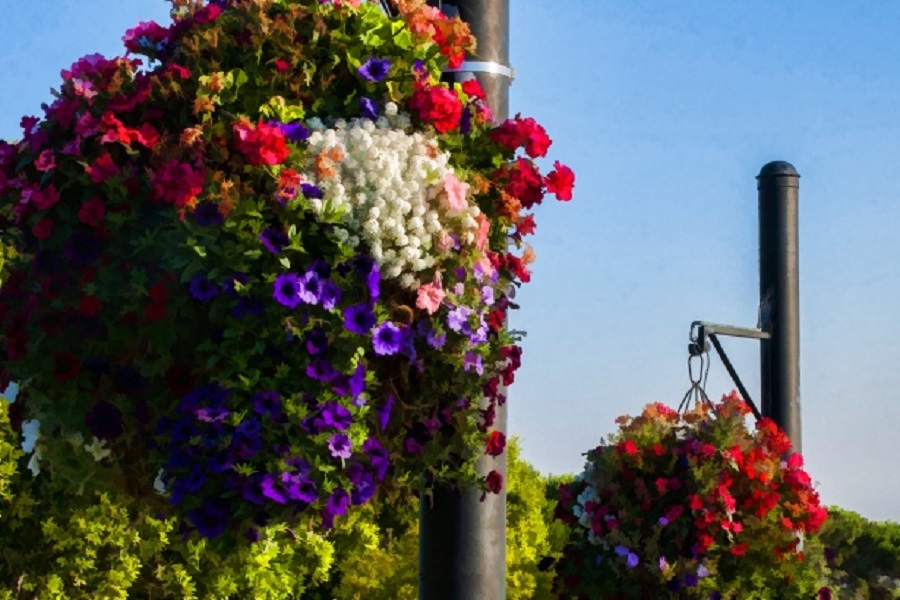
189, 274, 220, 301
186, 497, 230, 539
685, 573, 699, 588
273, 272, 302, 308
350, 469, 376, 505
306, 358, 338, 382
259, 227, 289, 254
372, 321, 405, 355
304, 329, 329, 355
297, 270, 322, 304
301, 183, 323, 199
328, 433, 352, 459
343, 303, 377, 334
349, 363, 366, 405
460, 106, 473, 135
321, 402, 352, 431
358, 56, 391, 82
463, 351, 483, 375
446, 306, 471, 333
614, 545, 629, 557
320, 279, 342, 310
697, 565, 709, 578
277, 120, 310, 142
377, 394, 393, 432
252, 390, 281, 417
260, 473, 287, 504
363, 438, 390, 481
360, 96, 378, 120
194, 201, 223, 226
626, 552, 639, 568
281, 471, 317, 503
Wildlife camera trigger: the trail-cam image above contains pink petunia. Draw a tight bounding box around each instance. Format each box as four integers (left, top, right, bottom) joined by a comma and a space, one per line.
442, 171, 469, 213
416, 276, 445, 315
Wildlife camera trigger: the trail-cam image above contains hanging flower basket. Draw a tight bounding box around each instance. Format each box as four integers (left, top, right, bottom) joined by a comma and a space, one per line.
552, 393, 828, 599
0, 0, 573, 543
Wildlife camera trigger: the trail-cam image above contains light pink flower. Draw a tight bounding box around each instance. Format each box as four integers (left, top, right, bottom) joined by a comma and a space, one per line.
475, 214, 490, 251
442, 171, 469, 213
416, 276, 445, 315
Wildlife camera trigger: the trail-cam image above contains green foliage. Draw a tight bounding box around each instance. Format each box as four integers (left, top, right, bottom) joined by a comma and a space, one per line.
819, 506, 900, 598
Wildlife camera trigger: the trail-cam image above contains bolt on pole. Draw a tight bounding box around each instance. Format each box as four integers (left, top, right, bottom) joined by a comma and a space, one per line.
419, 1, 510, 599
757, 161, 802, 452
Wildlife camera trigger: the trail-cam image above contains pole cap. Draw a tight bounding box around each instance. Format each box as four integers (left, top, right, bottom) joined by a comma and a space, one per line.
757, 161, 799, 178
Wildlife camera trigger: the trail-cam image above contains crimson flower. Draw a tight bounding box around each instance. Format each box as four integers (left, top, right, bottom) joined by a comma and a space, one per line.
545, 160, 575, 201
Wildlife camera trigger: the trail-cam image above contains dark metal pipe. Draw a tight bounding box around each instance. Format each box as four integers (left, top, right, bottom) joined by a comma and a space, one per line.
757, 161, 802, 452
419, 1, 510, 599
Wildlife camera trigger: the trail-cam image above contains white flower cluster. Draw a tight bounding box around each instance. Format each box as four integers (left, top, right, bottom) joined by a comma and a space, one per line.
305, 105, 481, 289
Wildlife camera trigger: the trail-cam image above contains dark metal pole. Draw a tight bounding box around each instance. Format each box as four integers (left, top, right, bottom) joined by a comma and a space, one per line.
757, 161, 802, 452
419, 1, 510, 599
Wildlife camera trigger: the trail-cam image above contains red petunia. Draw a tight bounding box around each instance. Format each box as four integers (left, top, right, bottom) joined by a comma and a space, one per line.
151, 159, 206, 208
545, 161, 575, 201
461, 79, 486, 102
409, 83, 463, 134
486, 469, 503, 494
274, 59, 291, 72
32, 218, 54, 240
233, 119, 291, 166
144, 302, 167, 321
79, 295, 102, 317
79, 197, 105, 226
485, 430, 506, 456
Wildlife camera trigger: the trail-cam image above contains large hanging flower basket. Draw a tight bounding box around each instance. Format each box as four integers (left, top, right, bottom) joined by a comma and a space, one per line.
0, 0, 573, 543
552, 393, 828, 599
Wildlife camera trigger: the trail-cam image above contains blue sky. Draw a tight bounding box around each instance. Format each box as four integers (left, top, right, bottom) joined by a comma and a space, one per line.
2, 1, 899, 521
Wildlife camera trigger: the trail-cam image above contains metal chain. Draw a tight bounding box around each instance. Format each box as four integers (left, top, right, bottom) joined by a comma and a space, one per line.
678, 346, 712, 414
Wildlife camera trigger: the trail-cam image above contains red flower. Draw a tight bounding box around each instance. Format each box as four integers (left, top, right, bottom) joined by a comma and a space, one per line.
85, 153, 120, 183
32, 218, 54, 240
486, 469, 503, 494
461, 79, 486, 101
515, 214, 536, 237
502, 158, 544, 209
729, 542, 749, 556
79, 295, 102, 317
618, 439, 639, 456
274, 59, 291, 72
233, 119, 291, 166
545, 161, 575, 201
53, 352, 81, 381
144, 302, 167, 321
26, 183, 61, 211
148, 281, 169, 304
409, 83, 463, 134
78, 197, 105, 226
485, 430, 506, 456
152, 160, 206, 208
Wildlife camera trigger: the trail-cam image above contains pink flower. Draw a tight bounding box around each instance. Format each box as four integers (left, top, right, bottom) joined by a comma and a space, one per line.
545, 160, 575, 201
475, 214, 490, 251
233, 119, 291, 166
442, 171, 469, 212
437, 230, 454, 251
35, 150, 56, 172
152, 160, 205, 208
416, 276, 445, 314
85, 153, 119, 183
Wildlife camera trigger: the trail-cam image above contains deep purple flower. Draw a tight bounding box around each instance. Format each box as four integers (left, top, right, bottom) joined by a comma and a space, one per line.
667, 578, 682, 592
304, 329, 329, 355
321, 402, 352, 431
377, 394, 393, 432
326, 488, 349, 517
230, 418, 262, 459
260, 473, 287, 504
328, 433, 352, 459
360, 96, 378, 120
273, 272, 302, 308
193, 201, 223, 226
260, 227, 289, 254
363, 437, 390, 480
240, 475, 267, 505
231, 297, 265, 319
685, 573, 699, 588
306, 358, 338, 382
309, 257, 331, 278
460, 106, 472, 135
355, 256, 381, 301
343, 303, 377, 334
65, 229, 102, 267
319, 279, 342, 310
297, 270, 322, 304
372, 321, 405, 355
710, 593, 722, 600
349, 363, 366, 405
404, 437, 424, 456
252, 390, 281, 417
187, 497, 230, 539
626, 552, 639, 568
85, 400, 123, 439
426, 328, 446, 349
358, 56, 391, 82
277, 120, 310, 142
351, 471, 375, 505
463, 351, 483, 375
301, 183, 323, 199
281, 472, 317, 503
189, 274, 220, 301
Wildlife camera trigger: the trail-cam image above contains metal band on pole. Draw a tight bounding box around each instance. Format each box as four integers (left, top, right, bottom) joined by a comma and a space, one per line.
420, 1, 510, 599
444, 60, 515, 81
758, 161, 802, 452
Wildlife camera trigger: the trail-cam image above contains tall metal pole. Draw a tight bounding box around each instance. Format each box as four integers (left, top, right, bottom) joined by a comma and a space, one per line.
419, 1, 510, 599
758, 161, 802, 452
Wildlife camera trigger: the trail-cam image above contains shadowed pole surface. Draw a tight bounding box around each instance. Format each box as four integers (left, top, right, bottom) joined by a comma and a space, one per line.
419, 1, 510, 599
758, 161, 802, 452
